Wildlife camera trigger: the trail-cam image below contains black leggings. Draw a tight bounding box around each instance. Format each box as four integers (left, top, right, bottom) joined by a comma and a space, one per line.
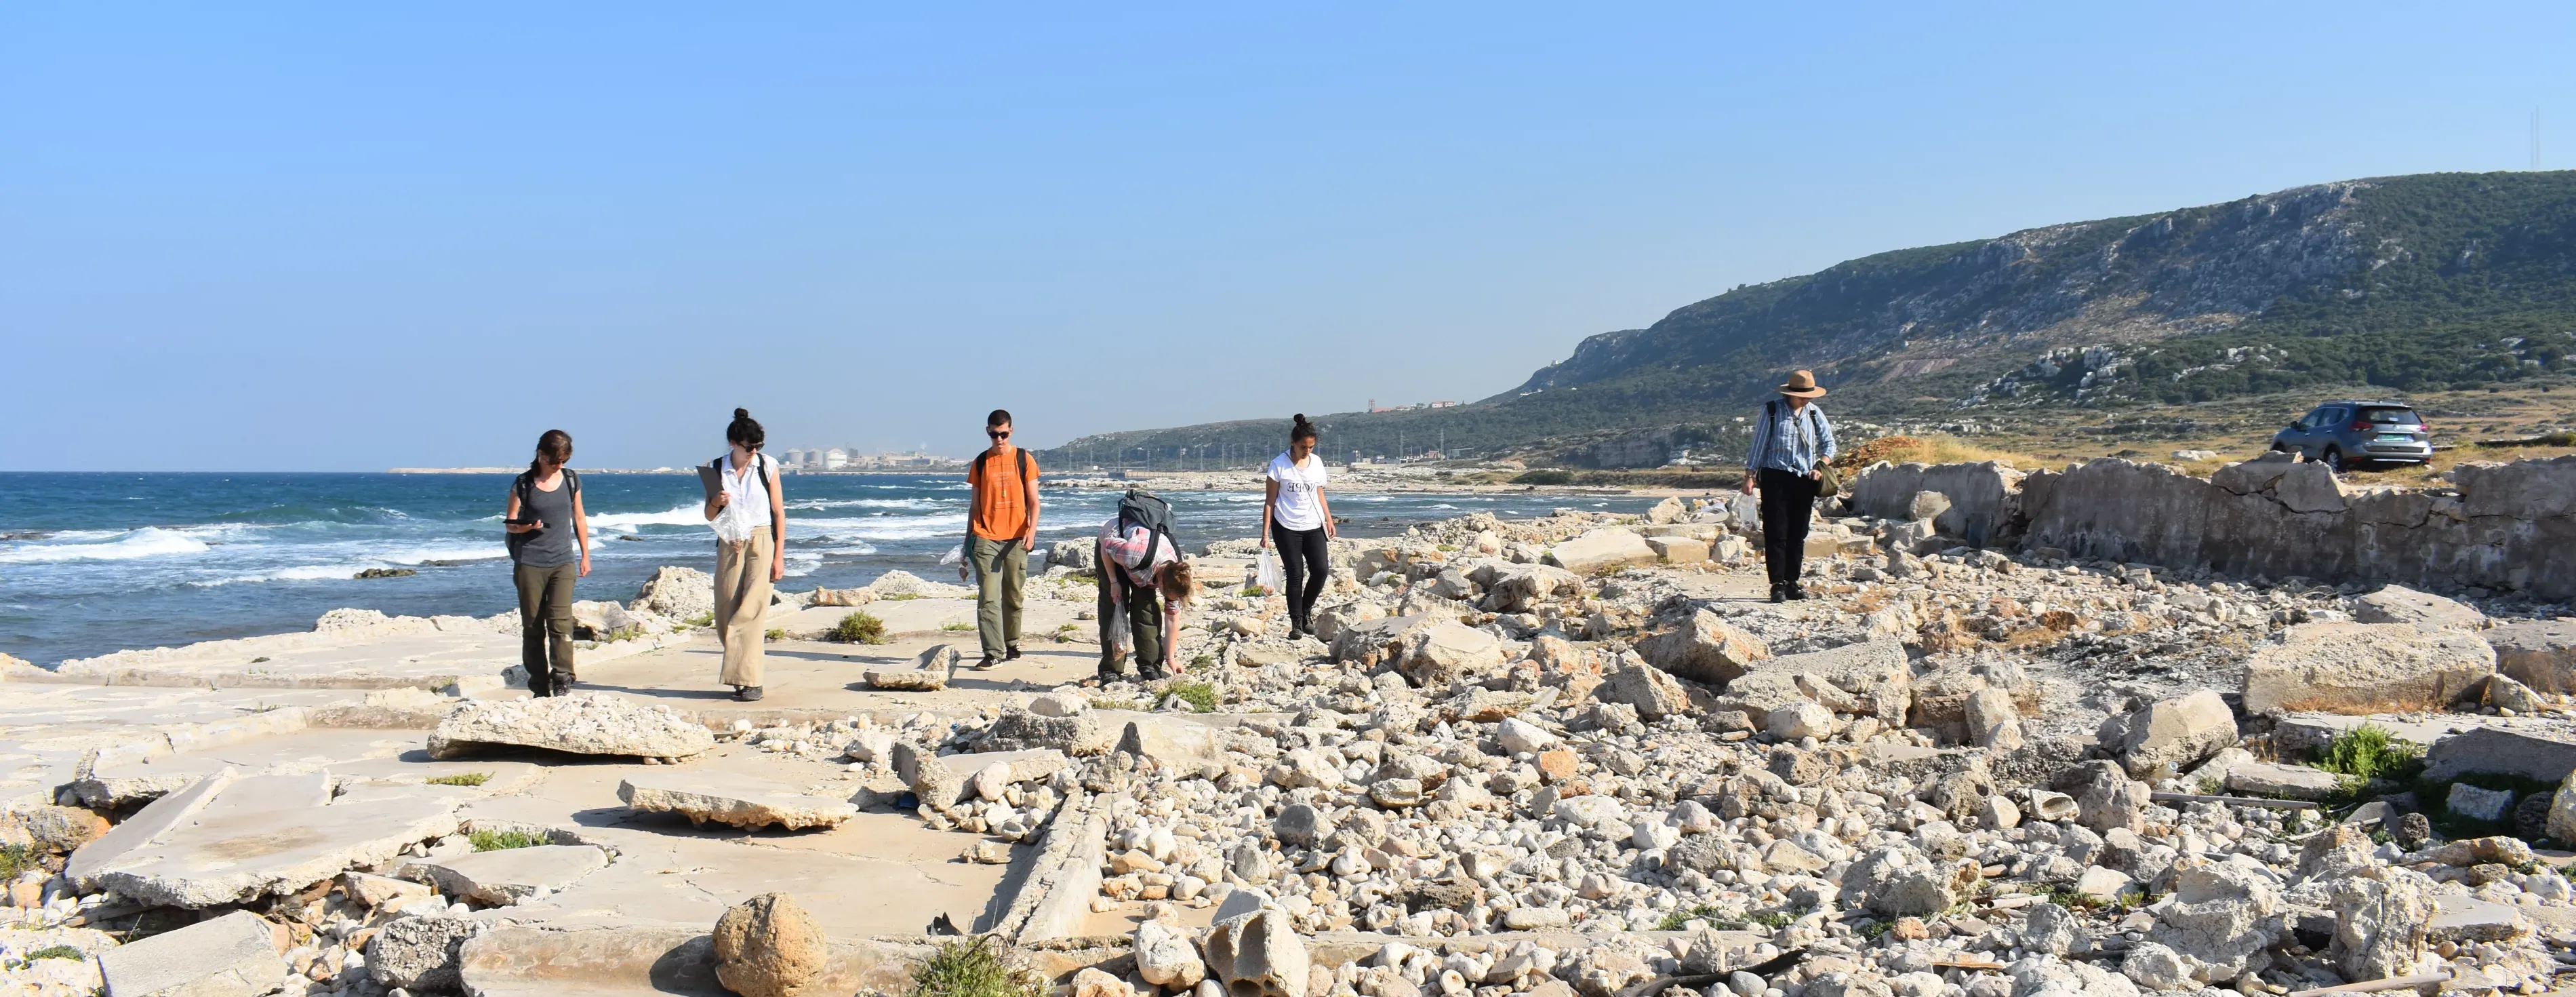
1270, 517, 1329, 625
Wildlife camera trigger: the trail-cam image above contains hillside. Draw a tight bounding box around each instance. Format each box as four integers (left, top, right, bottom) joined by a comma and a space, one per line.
1041, 171, 2576, 469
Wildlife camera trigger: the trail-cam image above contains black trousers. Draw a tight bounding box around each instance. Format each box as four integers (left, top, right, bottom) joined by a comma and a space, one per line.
1270, 517, 1330, 625
1757, 467, 1822, 587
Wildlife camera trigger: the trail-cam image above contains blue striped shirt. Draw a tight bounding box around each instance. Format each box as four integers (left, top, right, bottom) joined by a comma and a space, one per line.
1746, 401, 1836, 475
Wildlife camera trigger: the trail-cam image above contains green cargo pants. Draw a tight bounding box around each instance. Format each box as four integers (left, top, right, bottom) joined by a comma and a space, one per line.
967, 535, 1026, 659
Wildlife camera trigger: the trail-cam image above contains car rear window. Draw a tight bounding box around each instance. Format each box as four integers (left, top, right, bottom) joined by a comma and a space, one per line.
2356, 406, 2419, 425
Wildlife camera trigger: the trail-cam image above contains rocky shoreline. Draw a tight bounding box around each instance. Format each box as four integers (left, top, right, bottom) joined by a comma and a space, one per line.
1, 459, 2574, 997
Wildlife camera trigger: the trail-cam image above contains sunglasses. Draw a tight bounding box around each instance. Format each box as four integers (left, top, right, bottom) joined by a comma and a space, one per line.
987, 429, 1011, 438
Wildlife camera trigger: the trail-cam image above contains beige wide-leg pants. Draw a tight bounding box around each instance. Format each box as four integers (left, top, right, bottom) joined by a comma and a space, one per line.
715, 530, 773, 688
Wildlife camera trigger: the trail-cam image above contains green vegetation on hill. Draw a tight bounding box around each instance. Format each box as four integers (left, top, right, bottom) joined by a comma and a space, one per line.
1038, 172, 2576, 469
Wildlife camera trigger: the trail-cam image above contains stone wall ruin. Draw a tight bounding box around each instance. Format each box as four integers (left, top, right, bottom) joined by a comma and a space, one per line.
1847, 452, 2576, 600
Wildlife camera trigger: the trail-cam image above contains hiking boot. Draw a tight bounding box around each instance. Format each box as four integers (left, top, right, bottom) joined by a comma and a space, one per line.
1768, 584, 1787, 604
736, 686, 764, 702
973, 655, 999, 669
1786, 585, 1809, 601
1138, 665, 1170, 682
1005, 646, 1022, 661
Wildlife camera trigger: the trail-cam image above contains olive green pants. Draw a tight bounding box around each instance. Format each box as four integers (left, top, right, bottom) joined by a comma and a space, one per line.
512, 562, 577, 692
967, 535, 1025, 658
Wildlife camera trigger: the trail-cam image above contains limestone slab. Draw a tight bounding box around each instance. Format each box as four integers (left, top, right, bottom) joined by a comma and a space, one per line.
83, 773, 462, 907
618, 774, 858, 830
97, 910, 283, 997
458, 925, 931, 997
429, 694, 716, 760
398, 844, 611, 903
2241, 622, 2494, 715
1544, 529, 1657, 574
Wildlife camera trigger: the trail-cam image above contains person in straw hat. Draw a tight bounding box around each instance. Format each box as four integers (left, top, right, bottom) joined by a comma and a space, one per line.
1740, 370, 1838, 603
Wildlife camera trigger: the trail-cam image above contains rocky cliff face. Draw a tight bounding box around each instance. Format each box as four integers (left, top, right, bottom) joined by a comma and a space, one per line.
1512, 180, 2381, 398
1047, 172, 2576, 467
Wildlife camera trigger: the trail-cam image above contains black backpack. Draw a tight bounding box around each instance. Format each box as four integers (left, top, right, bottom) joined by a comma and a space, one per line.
1116, 488, 1177, 567
506, 468, 580, 555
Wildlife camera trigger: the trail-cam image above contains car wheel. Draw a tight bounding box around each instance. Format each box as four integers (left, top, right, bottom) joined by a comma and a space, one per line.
2322, 448, 2347, 473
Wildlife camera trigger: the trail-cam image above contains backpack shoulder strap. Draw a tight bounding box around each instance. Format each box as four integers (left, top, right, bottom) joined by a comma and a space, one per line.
565, 468, 580, 497
1016, 448, 1031, 483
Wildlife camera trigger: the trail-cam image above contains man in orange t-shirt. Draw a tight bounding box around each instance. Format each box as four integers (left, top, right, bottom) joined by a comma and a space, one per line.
964, 408, 1041, 667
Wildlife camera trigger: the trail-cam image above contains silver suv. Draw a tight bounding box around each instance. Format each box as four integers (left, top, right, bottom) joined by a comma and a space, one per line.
2269, 400, 2432, 471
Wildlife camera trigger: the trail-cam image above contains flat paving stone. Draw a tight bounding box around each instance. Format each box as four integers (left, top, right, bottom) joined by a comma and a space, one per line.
74, 771, 462, 907
397, 844, 611, 903
616, 773, 859, 830
96, 909, 284, 997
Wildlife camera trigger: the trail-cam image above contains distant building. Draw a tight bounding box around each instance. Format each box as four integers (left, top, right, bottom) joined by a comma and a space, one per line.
824, 448, 849, 470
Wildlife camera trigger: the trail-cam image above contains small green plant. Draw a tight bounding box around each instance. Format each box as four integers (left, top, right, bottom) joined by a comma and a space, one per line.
2314, 724, 2423, 783
765, 627, 786, 641
1090, 697, 1143, 711
1857, 920, 1892, 940
941, 621, 973, 631
1053, 623, 1079, 643
2196, 776, 2222, 795
881, 592, 922, 602
683, 611, 715, 628
830, 611, 888, 644
425, 773, 490, 787
0, 843, 35, 880
24, 946, 82, 961
602, 625, 645, 643
1653, 903, 1742, 931
2042, 885, 2108, 910
1510, 469, 1573, 486
1191, 652, 1215, 670
908, 937, 1045, 997
1161, 678, 1218, 713
469, 829, 546, 852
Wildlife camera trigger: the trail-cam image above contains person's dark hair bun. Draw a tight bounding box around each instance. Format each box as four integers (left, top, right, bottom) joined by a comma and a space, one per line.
1293, 413, 1308, 424
1289, 413, 1319, 443
727, 408, 766, 449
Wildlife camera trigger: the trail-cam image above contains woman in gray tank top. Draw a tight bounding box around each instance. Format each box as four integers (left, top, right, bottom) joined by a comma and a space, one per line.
506, 430, 590, 696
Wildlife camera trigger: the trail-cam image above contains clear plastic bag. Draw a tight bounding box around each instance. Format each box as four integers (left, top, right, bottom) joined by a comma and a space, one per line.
1255, 549, 1283, 594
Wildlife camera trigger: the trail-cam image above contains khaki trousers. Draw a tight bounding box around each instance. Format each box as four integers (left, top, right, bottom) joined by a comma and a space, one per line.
512, 562, 578, 692
968, 535, 1026, 659
715, 530, 773, 687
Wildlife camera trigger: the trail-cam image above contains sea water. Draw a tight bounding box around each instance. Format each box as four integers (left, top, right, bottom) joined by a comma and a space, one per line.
0, 472, 1654, 665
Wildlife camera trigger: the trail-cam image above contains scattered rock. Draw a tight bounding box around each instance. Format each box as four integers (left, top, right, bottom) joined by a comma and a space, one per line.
2101, 690, 2236, 780
712, 893, 830, 997
1635, 610, 1771, 686
368, 915, 483, 992
866, 645, 959, 690
1134, 918, 1205, 989
1203, 909, 1308, 997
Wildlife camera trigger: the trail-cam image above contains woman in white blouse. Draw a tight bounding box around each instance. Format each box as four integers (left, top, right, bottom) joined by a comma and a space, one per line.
704, 408, 785, 701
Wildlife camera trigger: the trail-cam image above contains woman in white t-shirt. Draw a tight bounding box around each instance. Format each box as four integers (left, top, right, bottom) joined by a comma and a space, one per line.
1261, 414, 1336, 639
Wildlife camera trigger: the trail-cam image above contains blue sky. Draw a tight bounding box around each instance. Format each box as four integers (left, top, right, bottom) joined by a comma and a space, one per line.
4, 3, 2570, 470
